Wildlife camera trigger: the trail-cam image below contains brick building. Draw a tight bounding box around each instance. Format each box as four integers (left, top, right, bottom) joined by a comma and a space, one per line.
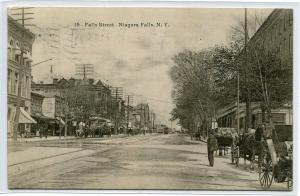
216, 9, 293, 131
7, 16, 36, 137
32, 78, 113, 123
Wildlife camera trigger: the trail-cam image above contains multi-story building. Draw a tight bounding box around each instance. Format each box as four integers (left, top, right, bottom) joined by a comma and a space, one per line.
216, 9, 293, 132
245, 9, 293, 66
7, 16, 35, 137
133, 103, 151, 130
32, 77, 113, 121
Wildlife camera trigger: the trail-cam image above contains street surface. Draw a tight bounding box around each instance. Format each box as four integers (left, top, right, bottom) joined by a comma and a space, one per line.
8, 133, 287, 190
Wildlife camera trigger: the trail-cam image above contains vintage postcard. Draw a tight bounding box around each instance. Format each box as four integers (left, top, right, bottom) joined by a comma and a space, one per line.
7, 7, 293, 191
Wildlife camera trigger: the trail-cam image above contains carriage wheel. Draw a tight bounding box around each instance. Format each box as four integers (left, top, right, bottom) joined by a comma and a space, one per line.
287, 170, 293, 190
231, 147, 239, 167
259, 153, 273, 189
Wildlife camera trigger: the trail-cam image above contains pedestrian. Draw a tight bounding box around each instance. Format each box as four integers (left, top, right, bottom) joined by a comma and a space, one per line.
207, 129, 218, 167
36, 128, 40, 138
45, 125, 50, 139
255, 124, 264, 141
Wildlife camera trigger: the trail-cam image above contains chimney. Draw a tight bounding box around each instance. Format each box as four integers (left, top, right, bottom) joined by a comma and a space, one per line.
53, 78, 58, 84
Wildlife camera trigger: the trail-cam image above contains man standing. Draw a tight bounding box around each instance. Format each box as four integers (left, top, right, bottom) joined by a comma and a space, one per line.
207, 129, 218, 167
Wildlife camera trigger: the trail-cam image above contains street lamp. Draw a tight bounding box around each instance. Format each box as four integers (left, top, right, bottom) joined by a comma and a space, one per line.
31, 58, 53, 67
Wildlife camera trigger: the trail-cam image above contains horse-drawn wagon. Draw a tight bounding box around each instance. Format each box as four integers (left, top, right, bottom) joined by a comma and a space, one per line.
89, 117, 112, 138
258, 124, 293, 189
214, 127, 239, 163
234, 124, 292, 189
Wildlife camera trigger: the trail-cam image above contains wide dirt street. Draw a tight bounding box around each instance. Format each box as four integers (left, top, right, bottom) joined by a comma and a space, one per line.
8, 133, 287, 190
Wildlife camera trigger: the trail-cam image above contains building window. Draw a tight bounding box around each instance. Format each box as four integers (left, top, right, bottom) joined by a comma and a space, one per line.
289, 11, 293, 26
14, 72, 19, 95
279, 20, 283, 35
284, 38, 287, 54
272, 113, 285, 124
289, 33, 292, 54
8, 39, 14, 60
284, 14, 287, 31
8, 69, 12, 94
26, 76, 29, 98
21, 74, 25, 97
15, 42, 20, 62
26, 61, 31, 67
274, 24, 277, 41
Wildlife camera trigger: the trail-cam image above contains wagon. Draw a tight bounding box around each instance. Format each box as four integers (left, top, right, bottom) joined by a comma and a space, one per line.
215, 128, 239, 162
89, 117, 112, 138
258, 125, 293, 190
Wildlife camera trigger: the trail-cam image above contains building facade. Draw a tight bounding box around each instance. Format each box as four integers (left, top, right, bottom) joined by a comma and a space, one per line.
7, 16, 35, 137
31, 92, 44, 117
32, 78, 113, 122
247, 9, 293, 66
217, 102, 292, 133
216, 9, 293, 132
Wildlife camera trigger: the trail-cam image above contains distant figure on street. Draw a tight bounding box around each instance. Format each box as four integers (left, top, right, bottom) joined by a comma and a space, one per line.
255, 124, 265, 141
36, 128, 40, 138
207, 129, 218, 167
45, 126, 50, 139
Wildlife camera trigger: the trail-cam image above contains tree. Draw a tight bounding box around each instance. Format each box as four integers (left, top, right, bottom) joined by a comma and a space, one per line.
247, 43, 292, 124
169, 50, 216, 135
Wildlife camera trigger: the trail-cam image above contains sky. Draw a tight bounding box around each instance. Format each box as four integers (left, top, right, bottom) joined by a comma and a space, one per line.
10, 7, 272, 127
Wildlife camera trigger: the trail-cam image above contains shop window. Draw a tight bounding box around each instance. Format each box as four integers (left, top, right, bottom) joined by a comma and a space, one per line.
272, 113, 285, 124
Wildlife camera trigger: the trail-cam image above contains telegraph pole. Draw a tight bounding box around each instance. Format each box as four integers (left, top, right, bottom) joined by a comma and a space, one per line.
140, 104, 143, 131
237, 71, 240, 135
244, 8, 251, 131
127, 95, 130, 131
111, 87, 123, 134
115, 89, 118, 134
152, 113, 155, 133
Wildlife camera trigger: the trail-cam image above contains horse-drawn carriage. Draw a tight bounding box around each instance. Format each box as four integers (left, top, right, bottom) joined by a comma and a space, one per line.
89, 117, 112, 138
234, 124, 293, 190
257, 124, 293, 189
214, 127, 239, 160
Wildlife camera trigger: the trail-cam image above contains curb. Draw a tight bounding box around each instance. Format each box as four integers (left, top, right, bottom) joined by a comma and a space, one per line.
8, 137, 76, 143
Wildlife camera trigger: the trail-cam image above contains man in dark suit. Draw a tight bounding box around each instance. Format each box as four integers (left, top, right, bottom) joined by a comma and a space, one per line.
207, 129, 218, 167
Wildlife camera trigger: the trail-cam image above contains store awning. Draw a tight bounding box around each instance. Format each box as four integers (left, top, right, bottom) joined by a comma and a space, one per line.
19, 108, 37, 124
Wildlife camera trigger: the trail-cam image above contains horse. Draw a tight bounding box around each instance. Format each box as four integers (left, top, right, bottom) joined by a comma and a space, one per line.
239, 133, 265, 170
75, 129, 85, 138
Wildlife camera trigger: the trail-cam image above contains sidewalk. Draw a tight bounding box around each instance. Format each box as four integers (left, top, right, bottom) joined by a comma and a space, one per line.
7, 135, 76, 143
7, 133, 134, 144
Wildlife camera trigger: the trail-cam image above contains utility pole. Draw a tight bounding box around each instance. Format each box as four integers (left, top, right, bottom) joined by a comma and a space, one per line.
111, 87, 123, 134
11, 7, 34, 141
75, 64, 93, 80
237, 70, 240, 135
144, 104, 147, 133
115, 89, 118, 134
152, 113, 155, 133
244, 8, 251, 131
140, 104, 143, 131
126, 95, 131, 133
